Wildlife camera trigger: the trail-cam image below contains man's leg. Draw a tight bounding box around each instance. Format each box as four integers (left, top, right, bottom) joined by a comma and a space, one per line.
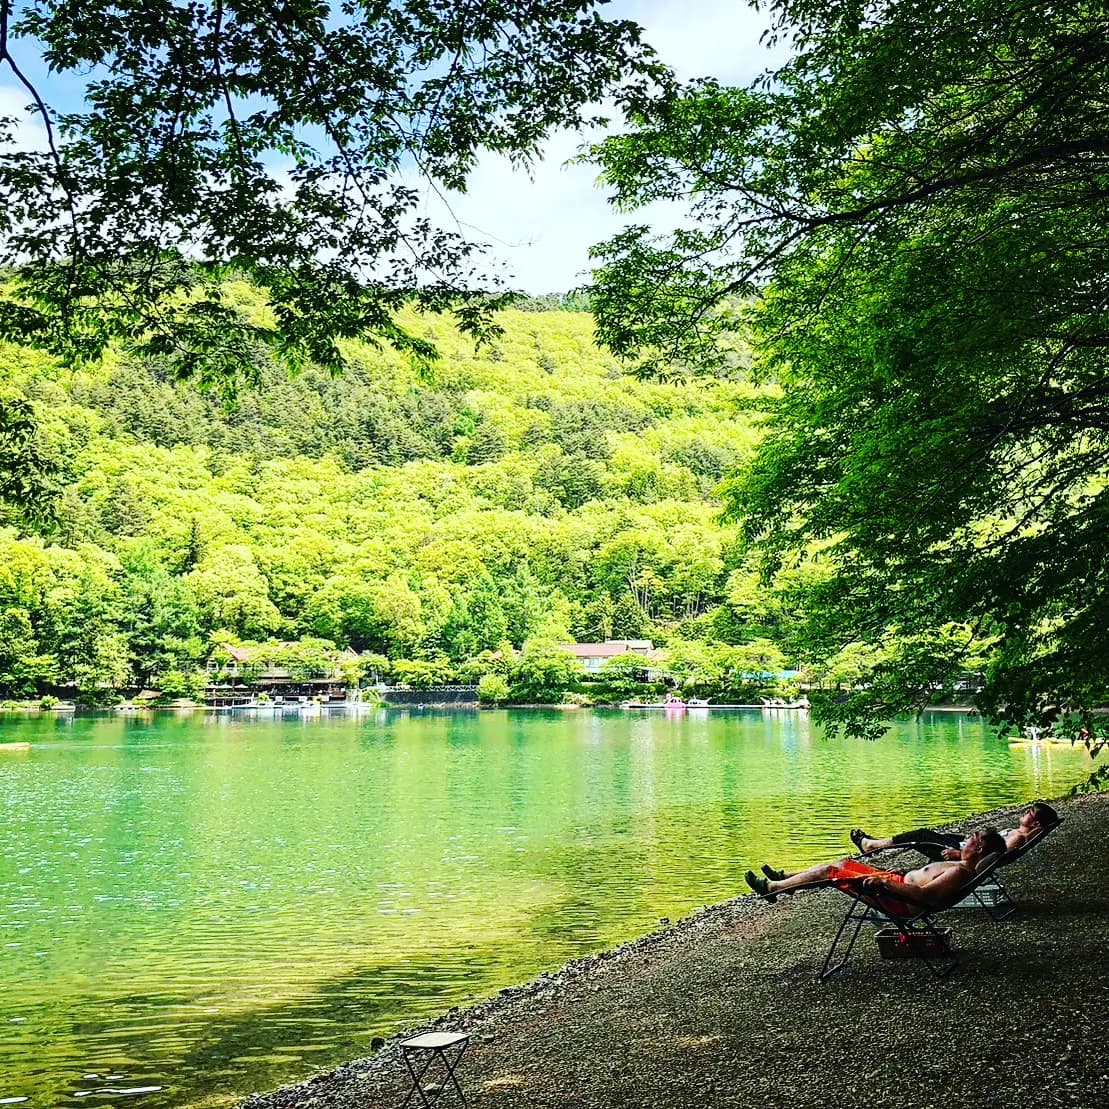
855, 827, 962, 859
765, 858, 852, 894
890, 829, 963, 860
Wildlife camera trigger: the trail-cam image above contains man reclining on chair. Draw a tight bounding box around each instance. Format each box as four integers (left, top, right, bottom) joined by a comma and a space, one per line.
745, 828, 1007, 909
848, 802, 1058, 860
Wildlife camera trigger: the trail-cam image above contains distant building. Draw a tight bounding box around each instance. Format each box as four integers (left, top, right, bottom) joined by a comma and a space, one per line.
204, 643, 359, 704
558, 639, 657, 675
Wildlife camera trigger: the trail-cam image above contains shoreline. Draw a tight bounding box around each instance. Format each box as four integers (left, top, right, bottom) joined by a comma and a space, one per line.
1, 700, 985, 716
241, 791, 1109, 1109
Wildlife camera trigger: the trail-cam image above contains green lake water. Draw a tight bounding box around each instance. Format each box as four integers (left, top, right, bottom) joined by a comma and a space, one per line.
0, 707, 1093, 1107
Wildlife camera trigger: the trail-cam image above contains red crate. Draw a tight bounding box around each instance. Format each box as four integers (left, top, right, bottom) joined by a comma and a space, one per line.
875, 927, 952, 959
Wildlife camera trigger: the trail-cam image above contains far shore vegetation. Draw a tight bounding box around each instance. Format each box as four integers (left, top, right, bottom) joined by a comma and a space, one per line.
1, 306, 864, 712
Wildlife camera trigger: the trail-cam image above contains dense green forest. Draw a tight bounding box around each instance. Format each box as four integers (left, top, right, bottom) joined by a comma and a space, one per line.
0, 302, 810, 703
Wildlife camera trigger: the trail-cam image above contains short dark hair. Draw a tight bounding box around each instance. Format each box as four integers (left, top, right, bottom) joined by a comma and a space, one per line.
978, 827, 1007, 858
1031, 801, 1060, 828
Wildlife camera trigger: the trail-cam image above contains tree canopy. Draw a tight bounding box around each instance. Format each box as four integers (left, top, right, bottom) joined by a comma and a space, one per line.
0, 0, 662, 386
587, 1, 1109, 752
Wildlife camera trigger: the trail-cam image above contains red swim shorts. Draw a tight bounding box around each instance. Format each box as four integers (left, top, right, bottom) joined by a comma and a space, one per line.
828, 860, 916, 917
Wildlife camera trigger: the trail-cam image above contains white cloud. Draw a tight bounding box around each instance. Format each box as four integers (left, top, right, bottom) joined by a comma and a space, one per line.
0, 84, 51, 152
625, 0, 779, 84
427, 0, 783, 293
421, 129, 680, 295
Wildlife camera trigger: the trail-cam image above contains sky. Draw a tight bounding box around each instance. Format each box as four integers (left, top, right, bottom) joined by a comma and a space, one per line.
0, 1, 779, 295
435, 0, 779, 293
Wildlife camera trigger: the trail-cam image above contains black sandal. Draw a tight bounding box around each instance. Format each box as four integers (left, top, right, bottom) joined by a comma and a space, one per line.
850, 828, 870, 852
745, 869, 777, 903
761, 864, 787, 881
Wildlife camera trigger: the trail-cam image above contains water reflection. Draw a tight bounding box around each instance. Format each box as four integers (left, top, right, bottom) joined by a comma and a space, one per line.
0, 708, 1093, 1107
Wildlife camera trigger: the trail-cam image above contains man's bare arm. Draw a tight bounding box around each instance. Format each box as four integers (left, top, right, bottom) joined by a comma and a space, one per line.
862, 865, 966, 906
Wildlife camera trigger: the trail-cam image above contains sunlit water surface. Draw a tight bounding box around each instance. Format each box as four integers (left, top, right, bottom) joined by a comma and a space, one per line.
0, 707, 1092, 1106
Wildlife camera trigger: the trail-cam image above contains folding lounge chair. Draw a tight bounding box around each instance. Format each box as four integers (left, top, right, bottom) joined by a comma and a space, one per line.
969, 818, 1062, 921
858, 818, 1063, 923
819, 850, 1006, 981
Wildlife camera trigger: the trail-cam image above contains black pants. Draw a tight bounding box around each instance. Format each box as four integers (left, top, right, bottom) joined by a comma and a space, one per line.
890, 828, 964, 861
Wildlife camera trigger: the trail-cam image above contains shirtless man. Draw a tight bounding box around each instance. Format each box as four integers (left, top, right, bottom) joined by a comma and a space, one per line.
745, 827, 1008, 906
850, 802, 1058, 860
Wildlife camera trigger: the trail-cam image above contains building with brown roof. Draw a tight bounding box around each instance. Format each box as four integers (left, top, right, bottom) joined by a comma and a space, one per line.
558, 640, 656, 675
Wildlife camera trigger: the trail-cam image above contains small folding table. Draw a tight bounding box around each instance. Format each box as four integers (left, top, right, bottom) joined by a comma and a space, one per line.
399, 1030, 469, 1107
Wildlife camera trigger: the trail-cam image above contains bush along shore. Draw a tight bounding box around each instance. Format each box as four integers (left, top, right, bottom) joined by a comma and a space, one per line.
242, 792, 1109, 1109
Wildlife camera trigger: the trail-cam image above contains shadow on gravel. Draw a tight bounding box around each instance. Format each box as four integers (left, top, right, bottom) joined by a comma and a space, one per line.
1011, 898, 1109, 918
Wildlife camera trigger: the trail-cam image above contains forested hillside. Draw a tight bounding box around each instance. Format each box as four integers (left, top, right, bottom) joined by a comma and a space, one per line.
0, 305, 794, 701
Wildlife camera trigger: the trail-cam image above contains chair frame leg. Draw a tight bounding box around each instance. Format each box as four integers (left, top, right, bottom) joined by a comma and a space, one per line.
820, 901, 960, 980
401, 1043, 469, 1108
820, 901, 874, 980
977, 875, 1018, 922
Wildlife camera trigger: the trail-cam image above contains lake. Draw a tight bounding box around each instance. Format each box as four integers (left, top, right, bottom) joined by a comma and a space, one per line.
0, 707, 1092, 1106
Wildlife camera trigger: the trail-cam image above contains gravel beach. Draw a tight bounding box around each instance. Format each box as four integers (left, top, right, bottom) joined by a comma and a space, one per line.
242, 792, 1109, 1109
